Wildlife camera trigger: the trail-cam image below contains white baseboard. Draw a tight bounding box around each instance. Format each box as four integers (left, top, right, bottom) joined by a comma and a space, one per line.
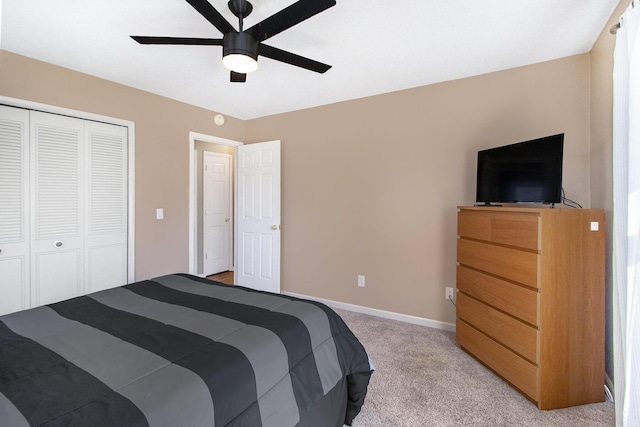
282, 291, 456, 333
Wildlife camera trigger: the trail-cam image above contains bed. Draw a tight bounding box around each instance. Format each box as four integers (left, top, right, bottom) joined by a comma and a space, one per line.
0, 274, 373, 426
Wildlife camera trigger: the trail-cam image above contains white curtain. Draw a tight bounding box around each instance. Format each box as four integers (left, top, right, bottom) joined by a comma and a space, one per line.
613, 2, 640, 426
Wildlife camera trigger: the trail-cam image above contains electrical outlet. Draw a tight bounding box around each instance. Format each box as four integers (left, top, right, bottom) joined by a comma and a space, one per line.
445, 287, 454, 301
358, 275, 365, 287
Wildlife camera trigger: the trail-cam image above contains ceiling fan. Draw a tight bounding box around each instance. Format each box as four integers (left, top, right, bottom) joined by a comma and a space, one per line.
131, 0, 336, 82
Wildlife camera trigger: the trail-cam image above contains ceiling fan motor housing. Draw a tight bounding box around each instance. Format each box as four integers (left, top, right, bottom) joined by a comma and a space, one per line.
223, 32, 258, 60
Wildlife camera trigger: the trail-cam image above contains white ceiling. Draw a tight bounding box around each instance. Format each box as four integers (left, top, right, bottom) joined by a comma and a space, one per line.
1, 0, 620, 120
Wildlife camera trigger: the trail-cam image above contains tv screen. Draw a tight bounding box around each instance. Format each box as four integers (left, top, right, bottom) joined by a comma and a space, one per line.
476, 134, 564, 204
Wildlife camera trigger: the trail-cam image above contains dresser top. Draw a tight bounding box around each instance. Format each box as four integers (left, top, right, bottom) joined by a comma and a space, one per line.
457, 205, 604, 214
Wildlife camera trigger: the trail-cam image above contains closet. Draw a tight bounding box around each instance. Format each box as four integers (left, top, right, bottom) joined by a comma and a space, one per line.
0, 105, 128, 316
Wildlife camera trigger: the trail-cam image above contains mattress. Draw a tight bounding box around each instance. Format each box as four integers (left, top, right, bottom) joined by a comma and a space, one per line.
0, 274, 372, 426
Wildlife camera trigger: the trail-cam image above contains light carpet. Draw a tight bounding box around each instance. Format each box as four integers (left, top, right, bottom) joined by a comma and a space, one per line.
335, 309, 614, 427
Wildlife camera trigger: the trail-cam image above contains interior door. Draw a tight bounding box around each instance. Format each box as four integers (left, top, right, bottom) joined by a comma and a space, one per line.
236, 140, 281, 293
203, 152, 231, 275
0, 105, 30, 315
30, 111, 84, 306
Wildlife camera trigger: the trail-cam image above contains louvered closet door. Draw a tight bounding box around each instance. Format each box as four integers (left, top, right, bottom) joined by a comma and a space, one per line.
0, 106, 30, 315
30, 111, 84, 306
85, 120, 128, 293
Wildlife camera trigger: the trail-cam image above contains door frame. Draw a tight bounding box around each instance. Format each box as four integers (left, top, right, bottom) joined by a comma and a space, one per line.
188, 132, 242, 276
0, 95, 136, 282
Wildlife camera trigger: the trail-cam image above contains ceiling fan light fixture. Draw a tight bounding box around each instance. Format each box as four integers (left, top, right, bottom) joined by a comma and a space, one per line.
223, 32, 259, 74
223, 53, 258, 73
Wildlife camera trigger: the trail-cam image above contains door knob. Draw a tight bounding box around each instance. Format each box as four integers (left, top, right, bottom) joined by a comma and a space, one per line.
271, 225, 278, 230
54, 241, 63, 247
225, 218, 231, 222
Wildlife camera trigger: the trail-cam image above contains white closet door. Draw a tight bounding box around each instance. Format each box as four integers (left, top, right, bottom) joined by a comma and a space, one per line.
0, 106, 30, 315
30, 111, 84, 306
84, 120, 128, 293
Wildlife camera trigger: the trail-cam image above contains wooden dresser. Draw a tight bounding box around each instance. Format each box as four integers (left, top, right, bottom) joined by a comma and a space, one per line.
455, 206, 605, 410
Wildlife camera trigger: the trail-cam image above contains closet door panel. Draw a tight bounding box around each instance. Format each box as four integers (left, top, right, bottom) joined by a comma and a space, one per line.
34, 250, 82, 305
30, 111, 84, 306
85, 121, 128, 293
0, 106, 30, 315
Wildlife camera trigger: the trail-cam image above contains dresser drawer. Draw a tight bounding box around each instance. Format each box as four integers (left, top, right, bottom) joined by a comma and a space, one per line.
458, 239, 539, 288
457, 320, 538, 401
457, 265, 538, 326
458, 210, 539, 251
458, 210, 493, 241
457, 293, 538, 363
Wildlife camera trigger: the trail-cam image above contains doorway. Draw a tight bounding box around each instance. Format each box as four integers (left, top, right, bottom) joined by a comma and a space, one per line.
188, 133, 282, 294
189, 132, 242, 276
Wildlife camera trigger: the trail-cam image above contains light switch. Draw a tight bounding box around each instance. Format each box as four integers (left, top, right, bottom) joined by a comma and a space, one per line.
156, 208, 164, 220
358, 275, 365, 287
590, 221, 599, 231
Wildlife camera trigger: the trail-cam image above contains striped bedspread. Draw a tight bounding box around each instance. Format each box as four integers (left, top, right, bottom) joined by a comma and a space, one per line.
0, 274, 372, 426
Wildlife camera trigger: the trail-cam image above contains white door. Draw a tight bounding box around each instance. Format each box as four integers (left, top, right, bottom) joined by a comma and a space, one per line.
203, 152, 231, 275
236, 140, 281, 293
30, 111, 84, 306
84, 120, 128, 293
0, 106, 30, 315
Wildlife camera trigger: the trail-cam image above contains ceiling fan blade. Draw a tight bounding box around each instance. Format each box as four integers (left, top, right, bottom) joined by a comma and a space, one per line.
246, 0, 336, 42
258, 44, 331, 73
185, 0, 236, 34
131, 36, 223, 45
230, 71, 247, 82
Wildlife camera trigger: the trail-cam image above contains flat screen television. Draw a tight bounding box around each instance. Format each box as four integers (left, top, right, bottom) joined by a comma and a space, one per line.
476, 133, 564, 205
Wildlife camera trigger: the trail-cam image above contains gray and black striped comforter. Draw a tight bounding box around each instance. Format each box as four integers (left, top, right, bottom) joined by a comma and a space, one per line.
0, 274, 373, 426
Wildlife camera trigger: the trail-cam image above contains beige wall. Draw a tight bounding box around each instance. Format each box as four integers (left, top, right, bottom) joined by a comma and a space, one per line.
590, 0, 632, 387
0, 50, 245, 280
246, 54, 592, 324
